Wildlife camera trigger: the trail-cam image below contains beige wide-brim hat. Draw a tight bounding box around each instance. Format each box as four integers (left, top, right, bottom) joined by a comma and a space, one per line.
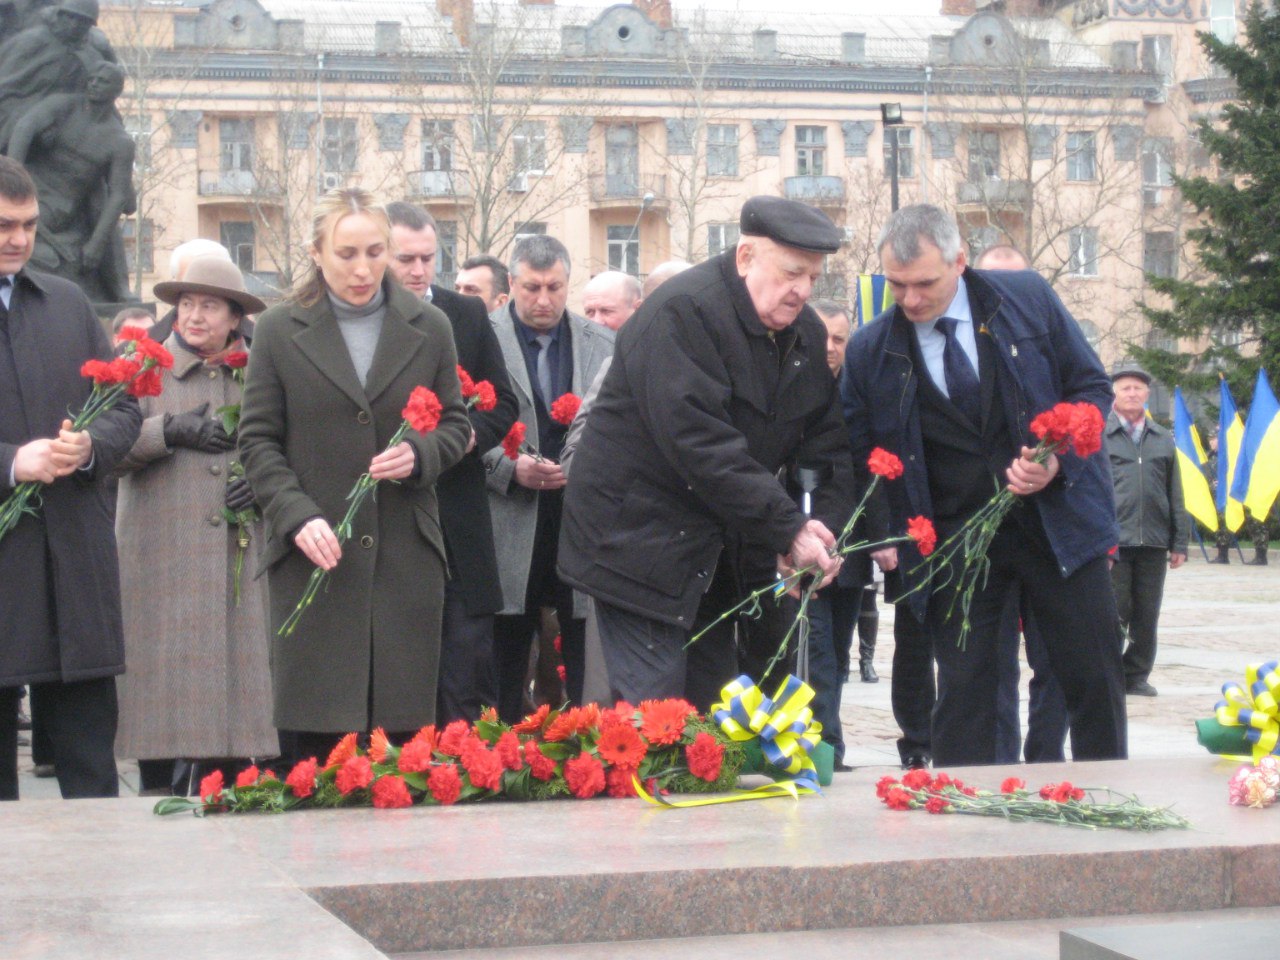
153, 254, 267, 315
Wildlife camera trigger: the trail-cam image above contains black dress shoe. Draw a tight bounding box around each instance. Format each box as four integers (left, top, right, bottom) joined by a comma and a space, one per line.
859, 661, 879, 683
901, 753, 931, 770
1126, 680, 1158, 697
834, 761, 854, 773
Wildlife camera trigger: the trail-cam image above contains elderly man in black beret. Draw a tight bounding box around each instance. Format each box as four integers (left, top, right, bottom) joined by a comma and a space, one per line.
558, 196, 855, 710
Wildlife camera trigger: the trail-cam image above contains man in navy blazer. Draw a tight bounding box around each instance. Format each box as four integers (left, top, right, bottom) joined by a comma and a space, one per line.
842, 204, 1125, 766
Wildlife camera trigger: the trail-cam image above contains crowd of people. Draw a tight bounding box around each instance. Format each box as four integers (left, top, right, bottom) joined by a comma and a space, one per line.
1, 147, 1196, 799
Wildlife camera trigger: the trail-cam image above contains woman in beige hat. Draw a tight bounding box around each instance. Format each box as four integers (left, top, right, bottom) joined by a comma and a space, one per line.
113, 254, 278, 795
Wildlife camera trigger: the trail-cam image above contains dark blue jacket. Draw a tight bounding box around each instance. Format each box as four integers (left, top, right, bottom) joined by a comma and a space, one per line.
840, 266, 1117, 617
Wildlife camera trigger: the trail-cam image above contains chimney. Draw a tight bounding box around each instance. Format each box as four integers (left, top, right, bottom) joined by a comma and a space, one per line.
374, 21, 400, 54
753, 29, 777, 58
940, 0, 976, 13
442, 0, 473, 45
840, 32, 865, 63
635, 0, 673, 29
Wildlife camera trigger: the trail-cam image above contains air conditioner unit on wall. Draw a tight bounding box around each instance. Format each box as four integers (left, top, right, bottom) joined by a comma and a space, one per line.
321, 172, 344, 191
508, 173, 529, 193
1143, 186, 1163, 207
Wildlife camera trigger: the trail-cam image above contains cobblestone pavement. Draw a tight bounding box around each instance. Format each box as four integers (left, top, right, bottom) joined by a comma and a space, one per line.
14, 554, 1278, 799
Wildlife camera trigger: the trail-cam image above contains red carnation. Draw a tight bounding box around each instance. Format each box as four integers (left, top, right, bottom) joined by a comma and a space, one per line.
906, 515, 937, 556
409, 724, 439, 753
126, 367, 164, 399
199, 769, 224, 804
883, 787, 913, 811
1050, 782, 1076, 803
473, 381, 497, 412
402, 386, 442, 434
501, 421, 526, 460
685, 732, 725, 782
335, 755, 374, 795
235, 765, 261, 788
1000, 777, 1026, 794
1030, 404, 1073, 446
639, 699, 691, 746
437, 719, 471, 757
495, 731, 523, 771
875, 775, 899, 800
325, 732, 358, 770
867, 447, 904, 480
553, 634, 562, 654
457, 365, 477, 396
286, 758, 318, 798
224, 351, 249, 370
901, 767, 932, 791
132, 335, 174, 370
550, 392, 582, 426
80, 359, 113, 383
512, 703, 550, 734
924, 796, 950, 814
556, 664, 566, 683
564, 752, 606, 799
460, 741, 503, 791
427, 763, 463, 805
605, 765, 637, 798
524, 741, 557, 781
398, 739, 434, 774
596, 723, 648, 770
372, 775, 413, 809
1068, 402, 1105, 459
117, 326, 147, 342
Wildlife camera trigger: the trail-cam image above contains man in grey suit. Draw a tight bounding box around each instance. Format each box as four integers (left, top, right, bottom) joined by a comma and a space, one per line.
481, 235, 613, 722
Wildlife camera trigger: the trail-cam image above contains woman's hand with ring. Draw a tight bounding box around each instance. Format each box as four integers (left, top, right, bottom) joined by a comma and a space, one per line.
295, 517, 341, 570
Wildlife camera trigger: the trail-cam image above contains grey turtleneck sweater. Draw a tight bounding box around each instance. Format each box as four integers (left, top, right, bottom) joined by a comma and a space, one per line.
328, 285, 386, 388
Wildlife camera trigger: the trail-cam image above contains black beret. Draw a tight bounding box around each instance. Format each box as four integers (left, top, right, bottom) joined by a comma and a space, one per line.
1110, 363, 1152, 385
739, 195, 843, 255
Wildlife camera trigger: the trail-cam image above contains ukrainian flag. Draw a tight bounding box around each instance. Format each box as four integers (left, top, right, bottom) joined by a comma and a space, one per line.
1173, 388, 1218, 531
855, 274, 893, 327
1219, 377, 1247, 532
1231, 369, 1280, 521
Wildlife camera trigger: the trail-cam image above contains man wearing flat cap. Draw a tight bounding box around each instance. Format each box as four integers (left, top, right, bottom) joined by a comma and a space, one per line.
558, 195, 855, 709
1105, 363, 1187, 698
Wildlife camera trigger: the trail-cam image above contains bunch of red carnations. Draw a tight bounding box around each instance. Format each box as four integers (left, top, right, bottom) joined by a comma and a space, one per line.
154, 699, 745, 816
0, 328, 173, 541
499, 391, 581, 462
875, 769, 1189, 831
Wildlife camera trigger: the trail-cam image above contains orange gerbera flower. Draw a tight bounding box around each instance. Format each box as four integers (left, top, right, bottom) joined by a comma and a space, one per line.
638, 699, 692, 746
543, 707, 581, 742
595, 722, 648, 769
512, 703, 550, 734
324, 732, 359, 770
408, 724, 439, 754
369, 727, 390, 764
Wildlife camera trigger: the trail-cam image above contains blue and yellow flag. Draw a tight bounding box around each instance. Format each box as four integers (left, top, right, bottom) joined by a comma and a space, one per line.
855, 274, 893, 327
1218, 377, 1247, 532
1231, 369, 1280, 521
1173, 388, 1218, 531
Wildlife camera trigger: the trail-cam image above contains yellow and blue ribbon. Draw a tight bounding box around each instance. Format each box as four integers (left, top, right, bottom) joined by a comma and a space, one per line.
712, 674, 823, 790
1215, 661, 1280, 761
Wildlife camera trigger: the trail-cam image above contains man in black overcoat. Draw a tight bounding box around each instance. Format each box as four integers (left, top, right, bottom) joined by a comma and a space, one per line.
559, 196, 855, 710
0, 156, 141, 799
386, 202, 518, 724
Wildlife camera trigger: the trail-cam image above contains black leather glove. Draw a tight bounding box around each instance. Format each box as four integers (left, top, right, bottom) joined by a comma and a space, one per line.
163, 403, 234, 452
225, 475, 255, 512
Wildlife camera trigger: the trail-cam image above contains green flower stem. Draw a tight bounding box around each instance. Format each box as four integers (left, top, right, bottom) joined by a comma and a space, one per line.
903, 784, 1190, 831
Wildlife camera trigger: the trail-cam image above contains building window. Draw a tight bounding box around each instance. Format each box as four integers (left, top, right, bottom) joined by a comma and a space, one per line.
322, 118, 358, 174
1210, 0, 1236, 43
707, 124, 739, 177
512, 121, 547, 176
1068, 227, 1099, 277
220, 118, 254, 172
796, 125, 826, 176
121, 217, 153, 274
1141, 34, 1173, 79
436, 220, 458, 288
883, 127, 914, 179
607, 224, 639, 275
1076, 317, 1102, 355
220, 221, 255, 273
968, 130, 1001, 181
421, 120, 454, 171
707, 222, 739, 259
605, 124, 639, 196
1142, 138, 1174, 187
1143, 231, 1177, 279
1066, 130, 1096, 181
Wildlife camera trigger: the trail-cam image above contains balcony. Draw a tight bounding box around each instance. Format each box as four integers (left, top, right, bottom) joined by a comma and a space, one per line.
588, 174, 669, 210
783, 175, 846, 207
198, 169, 258, 198
956, 178, 1031, 208
408, 170, 472, 201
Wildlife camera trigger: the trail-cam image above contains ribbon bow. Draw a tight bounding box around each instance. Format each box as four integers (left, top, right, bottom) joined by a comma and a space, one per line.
1215, 661, 1280, 761
712, 674, 823, 789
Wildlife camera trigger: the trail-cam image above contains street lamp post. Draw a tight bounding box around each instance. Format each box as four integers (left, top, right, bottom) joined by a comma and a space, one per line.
881, 102, 904, 213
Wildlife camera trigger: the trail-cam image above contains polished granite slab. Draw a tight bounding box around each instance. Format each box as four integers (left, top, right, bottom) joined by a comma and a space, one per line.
4, 756, 1278, 959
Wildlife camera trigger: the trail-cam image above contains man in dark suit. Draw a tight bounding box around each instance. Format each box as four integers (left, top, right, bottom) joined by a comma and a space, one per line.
842, 204, 1125, 766
386, 202, 518, 724
0, 156, 141, 799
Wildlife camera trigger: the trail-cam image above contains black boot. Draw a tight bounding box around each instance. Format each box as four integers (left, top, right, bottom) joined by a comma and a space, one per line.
857, 609, 879, 683
1209, 545, 1231, 564
1246, 545, 1269, 566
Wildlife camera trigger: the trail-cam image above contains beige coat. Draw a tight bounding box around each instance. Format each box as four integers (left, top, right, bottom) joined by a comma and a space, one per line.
114, 335, 277, 761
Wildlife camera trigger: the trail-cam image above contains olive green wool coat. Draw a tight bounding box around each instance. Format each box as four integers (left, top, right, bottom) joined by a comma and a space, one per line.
238, 280, 470, 733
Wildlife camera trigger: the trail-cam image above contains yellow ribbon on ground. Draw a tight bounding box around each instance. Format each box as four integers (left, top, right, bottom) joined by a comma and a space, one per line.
632, 776, 815, 808
1215, 661, 1280, 761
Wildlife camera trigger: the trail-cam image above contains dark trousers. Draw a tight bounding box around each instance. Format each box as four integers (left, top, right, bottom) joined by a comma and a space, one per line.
831, 583, 864, 680
994, 593, 1069, 763
595, 560, 793, 713
1112, 546, 1169, 686
805, 593, 845, 763
436, 578, 498, 726
0, 677, 119, 800
929, 524, 1127, 766
890, 601, 935, 764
